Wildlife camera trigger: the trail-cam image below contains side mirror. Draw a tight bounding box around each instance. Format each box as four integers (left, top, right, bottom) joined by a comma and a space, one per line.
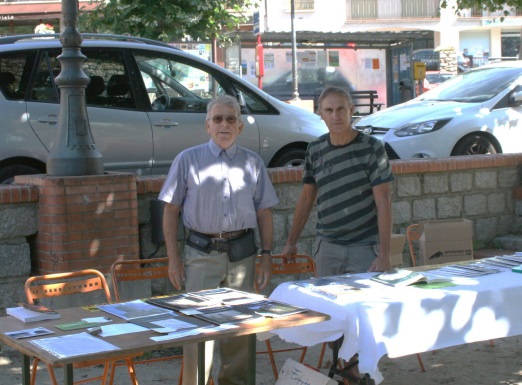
509, 87, 522, 107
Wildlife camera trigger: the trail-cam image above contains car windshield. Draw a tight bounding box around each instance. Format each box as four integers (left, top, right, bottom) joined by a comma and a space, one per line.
425, 73, 453, 84
418, 66, 522, 103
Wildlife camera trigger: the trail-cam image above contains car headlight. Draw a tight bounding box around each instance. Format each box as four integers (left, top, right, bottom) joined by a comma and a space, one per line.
394, 119, 452, 137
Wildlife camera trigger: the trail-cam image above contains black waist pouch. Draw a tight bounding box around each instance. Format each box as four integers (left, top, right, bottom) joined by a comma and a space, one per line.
186, 231, 212, 253
227, 229, 257, 262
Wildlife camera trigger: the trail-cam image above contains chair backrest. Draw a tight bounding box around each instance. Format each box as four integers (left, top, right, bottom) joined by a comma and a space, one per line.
0, 71, 16, 97
25, 269, 112, 305
111, 257, 170, 302
107, 74, 130, 97
255, 254, 317, 294
406, 224, 421, 267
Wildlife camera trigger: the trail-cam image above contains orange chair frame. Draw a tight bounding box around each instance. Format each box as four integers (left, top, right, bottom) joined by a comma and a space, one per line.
24, 269, 139, 385
255, 254, 327, 379
111, 258, 184, 385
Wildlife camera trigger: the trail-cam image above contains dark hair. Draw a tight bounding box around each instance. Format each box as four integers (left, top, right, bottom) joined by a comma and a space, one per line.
206, 95, 242, 121
318, 86, 354, 111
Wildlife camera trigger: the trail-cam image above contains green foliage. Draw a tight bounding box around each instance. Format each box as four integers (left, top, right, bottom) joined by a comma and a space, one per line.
441, 0, 522, 19
79, 0, 255, 43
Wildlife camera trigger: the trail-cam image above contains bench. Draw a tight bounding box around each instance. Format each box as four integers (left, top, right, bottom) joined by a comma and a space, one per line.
350, 90, 384, 115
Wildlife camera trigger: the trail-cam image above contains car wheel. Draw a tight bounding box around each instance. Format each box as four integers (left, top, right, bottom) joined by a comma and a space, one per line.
0, 165, 43, 185
269, 148, 306, 168
451, 135, 498, 156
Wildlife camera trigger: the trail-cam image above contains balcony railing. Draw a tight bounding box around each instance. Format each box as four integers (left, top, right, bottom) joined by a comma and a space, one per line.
347, 0, 441, 19
286, 0, 315, 11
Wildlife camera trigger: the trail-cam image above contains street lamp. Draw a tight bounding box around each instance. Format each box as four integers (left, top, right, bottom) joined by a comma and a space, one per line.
46, 0, 103, 177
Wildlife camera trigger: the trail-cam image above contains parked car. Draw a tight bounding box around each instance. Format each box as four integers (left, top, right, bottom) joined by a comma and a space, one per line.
0, 34, 328, 184
262, 67, 355, 111
415, 71, 454, 94
413, 49, 470, 73
353, 61, 522, 160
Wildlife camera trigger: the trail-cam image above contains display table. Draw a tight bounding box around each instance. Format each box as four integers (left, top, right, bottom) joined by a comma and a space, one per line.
0, 303, 328, 385
269, 270, 522, 383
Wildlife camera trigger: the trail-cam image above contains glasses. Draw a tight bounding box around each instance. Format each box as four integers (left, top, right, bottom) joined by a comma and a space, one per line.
208, 115, 238, 124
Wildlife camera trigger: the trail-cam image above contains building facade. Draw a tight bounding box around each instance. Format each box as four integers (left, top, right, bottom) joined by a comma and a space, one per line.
0, 0, 99, 35
260, 0, 521, 60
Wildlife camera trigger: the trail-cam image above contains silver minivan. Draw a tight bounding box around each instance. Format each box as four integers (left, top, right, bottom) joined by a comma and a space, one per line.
0, 34, 327, 183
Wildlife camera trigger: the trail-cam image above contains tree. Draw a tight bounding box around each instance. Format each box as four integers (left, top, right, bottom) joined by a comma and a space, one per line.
79, 0, 255, 43
441, 0, 522, 58
442, 0, 522, 14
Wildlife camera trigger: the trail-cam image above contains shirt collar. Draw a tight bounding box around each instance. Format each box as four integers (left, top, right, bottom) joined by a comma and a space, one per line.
208, 139, 237, 159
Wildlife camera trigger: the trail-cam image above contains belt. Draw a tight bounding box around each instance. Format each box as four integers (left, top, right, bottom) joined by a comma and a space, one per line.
196, 229, 249, 240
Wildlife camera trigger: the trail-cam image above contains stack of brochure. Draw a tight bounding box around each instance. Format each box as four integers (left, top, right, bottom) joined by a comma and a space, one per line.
146, 288, 307, 324
433, 252, 522, 277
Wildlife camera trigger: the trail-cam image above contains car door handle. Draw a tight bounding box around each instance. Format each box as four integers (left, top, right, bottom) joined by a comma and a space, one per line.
153, 119, 179, 127
37, 116, 59, 124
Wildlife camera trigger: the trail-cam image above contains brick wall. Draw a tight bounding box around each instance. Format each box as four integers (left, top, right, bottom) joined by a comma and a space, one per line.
14, 173, 140, 275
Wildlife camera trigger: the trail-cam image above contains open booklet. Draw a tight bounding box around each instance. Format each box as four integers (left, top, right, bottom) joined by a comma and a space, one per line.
370, 268, 452, 287
293, 275, 362, 299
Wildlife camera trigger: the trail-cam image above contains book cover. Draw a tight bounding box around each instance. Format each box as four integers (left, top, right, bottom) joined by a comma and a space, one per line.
370, 268, 451, 287
97, 299, 173, 321
6, 307, 61, 323
4, 327, 54, 339
191, 305, 259, 325
237, 299, 308, 318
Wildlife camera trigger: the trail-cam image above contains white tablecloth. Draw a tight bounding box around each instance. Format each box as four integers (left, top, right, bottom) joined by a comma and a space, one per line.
269, 271, 522, 384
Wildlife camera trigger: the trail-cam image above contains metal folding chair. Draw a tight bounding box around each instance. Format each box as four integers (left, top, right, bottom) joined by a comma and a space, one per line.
24, 269, 139, 385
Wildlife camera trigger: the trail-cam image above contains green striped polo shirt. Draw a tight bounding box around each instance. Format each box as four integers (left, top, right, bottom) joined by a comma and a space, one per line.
303, 132, 394, 245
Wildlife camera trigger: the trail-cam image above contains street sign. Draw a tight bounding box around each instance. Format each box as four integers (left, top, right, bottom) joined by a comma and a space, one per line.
253, 11, 264, 36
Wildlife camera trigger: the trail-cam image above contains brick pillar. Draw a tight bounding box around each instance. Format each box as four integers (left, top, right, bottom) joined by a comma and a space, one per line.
16, 173, 139, 275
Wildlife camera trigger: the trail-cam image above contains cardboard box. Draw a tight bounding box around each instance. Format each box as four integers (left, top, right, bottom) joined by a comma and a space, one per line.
390, 234, 406, 268
418, 219, 473, 265
276, 358, 337, 385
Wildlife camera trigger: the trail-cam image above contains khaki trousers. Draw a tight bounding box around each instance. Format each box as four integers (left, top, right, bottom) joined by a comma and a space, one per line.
181, 245, 256, 385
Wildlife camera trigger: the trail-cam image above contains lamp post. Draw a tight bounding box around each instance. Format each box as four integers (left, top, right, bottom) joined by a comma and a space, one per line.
46, 0, 103, 177
290, 0, 299, 100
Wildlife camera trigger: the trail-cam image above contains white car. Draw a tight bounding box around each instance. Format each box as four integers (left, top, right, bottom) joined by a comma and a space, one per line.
354, 61, 522, 159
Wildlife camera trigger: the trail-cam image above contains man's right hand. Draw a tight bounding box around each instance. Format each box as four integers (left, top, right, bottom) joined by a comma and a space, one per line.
168, 257, 185, 290
281, 243, 298, 261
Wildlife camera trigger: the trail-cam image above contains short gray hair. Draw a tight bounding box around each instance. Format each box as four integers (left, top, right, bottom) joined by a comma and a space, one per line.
318, 86, 354, 111
206, 95, 242, 120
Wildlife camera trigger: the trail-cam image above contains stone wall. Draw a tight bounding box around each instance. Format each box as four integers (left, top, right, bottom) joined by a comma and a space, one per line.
0, 154, 521, 317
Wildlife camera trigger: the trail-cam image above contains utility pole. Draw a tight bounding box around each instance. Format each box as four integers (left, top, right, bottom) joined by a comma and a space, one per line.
291, 0, 299, 100
46, 0, 103, 177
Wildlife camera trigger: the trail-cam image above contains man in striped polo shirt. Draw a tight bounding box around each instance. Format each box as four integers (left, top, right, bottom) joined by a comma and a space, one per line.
283, 85, 394, 384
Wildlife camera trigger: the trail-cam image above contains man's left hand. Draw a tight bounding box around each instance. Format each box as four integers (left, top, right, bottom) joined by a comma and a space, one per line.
256, 253, 272, 290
